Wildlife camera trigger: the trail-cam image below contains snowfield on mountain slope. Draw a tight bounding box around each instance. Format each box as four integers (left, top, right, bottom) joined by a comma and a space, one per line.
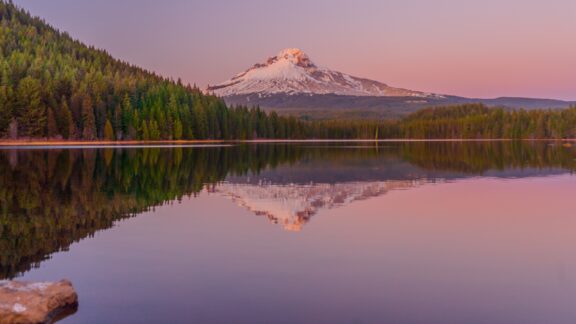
207, 48, 443, 98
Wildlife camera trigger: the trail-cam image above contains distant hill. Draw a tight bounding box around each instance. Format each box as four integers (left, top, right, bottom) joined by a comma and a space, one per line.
208, 48, 574, 119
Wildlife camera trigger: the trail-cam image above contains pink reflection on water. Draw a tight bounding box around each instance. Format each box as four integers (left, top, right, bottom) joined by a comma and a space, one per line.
23, 175, 576, 323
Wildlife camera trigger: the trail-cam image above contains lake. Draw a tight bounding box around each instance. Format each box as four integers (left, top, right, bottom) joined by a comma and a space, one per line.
1, 141, 576, 323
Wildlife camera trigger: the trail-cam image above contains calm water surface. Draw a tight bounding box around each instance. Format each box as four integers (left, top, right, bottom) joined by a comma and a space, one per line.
1, 142, 575, 323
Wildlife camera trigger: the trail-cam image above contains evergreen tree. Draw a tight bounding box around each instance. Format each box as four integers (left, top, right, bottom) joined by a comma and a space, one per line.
81, 96, 96, 140
62, 101, 76, 139
0, 85, 11, 136
173, 119, 183, 140
56, 98, 70, 139
141, 121, 150, 140
46, 107, 59, 138
149, 120, 160, 140
15, 76, 45, 137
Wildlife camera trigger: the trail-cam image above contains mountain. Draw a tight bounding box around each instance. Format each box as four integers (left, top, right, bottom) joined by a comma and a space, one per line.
208, 48, 443, 99
207, 48, 575, 119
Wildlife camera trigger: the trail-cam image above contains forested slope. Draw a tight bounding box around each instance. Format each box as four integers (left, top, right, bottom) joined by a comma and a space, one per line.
0, 0, 305, 140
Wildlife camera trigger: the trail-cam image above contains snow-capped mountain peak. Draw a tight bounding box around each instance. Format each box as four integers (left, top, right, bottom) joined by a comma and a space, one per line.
235, 48, 317, 83
207, 48, 441, 98
274, 48, 315, 68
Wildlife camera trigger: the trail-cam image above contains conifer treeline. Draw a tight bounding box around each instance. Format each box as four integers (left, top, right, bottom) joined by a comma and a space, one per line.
399, 104, 576, 139
311, 104, 576, 139
0, 1, 308, 140
1, 1, 575, 141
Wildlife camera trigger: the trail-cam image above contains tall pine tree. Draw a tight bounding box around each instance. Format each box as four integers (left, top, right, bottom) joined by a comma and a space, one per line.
81, 96, 96, 140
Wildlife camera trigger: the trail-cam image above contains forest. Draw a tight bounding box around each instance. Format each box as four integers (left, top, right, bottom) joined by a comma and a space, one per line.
0, 1, 310, 141
1, 1, 575, 141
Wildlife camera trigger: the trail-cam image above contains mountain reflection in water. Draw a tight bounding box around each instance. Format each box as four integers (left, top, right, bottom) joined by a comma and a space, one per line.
0, 141, 574, 279
213, 180, 427, 231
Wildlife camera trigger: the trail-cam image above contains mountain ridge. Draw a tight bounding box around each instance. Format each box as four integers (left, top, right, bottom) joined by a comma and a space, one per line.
207, 48, 574, 118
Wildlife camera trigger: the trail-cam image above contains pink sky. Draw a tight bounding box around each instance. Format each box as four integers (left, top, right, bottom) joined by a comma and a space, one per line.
13, 0, 576, 100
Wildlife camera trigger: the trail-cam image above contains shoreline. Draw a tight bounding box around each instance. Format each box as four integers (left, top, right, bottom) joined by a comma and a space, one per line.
0, 138, 575, 147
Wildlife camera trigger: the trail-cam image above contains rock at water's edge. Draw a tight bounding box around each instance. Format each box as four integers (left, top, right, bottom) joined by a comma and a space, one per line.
0, 280, 78, 324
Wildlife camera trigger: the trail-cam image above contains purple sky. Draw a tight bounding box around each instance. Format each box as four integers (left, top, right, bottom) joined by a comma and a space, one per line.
13, 0, 576, 100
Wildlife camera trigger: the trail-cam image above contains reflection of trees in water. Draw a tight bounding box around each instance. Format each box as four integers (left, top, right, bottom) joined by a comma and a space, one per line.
399, 141, 576, 174
0, 145, 302, 279
0, 142, 574, 279
217, 142, 575, 231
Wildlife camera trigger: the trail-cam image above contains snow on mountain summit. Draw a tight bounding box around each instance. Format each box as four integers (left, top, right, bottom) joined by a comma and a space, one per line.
274, 48, 314, 67
207, 48, 440, 98
238, 48, 315, 82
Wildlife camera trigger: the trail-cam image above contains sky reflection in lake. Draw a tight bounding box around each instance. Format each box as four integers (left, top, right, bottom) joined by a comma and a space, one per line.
2, 142, 575, 323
